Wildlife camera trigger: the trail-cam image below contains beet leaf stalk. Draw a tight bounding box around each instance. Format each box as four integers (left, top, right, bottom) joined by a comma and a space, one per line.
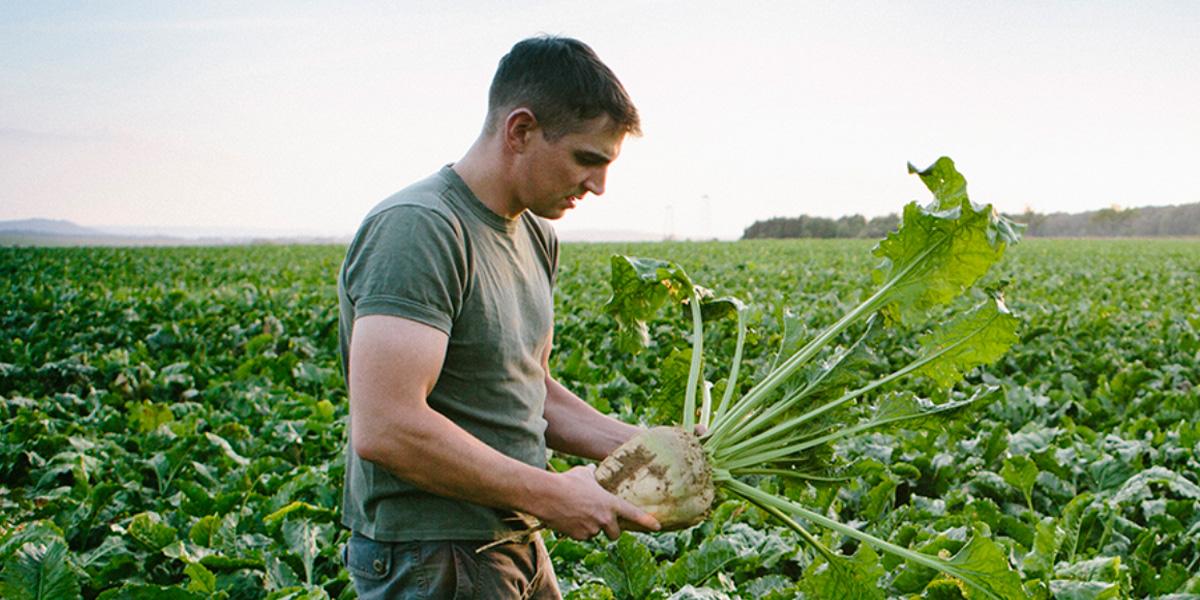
599, 157, 1028, 598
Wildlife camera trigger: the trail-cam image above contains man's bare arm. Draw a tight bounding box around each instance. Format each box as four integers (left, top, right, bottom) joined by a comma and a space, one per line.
540, 332, 642, 461
543, 376, 641, 461
348, 314, 658, 540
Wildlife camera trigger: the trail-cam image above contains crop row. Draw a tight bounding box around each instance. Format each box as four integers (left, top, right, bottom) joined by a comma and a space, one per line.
0, 240, 1197, 598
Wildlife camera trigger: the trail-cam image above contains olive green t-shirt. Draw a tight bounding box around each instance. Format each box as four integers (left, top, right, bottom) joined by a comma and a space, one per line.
337, 166, 558, 541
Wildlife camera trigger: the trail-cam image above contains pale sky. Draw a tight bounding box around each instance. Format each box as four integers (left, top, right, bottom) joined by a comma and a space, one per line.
2, 1, 1198, 240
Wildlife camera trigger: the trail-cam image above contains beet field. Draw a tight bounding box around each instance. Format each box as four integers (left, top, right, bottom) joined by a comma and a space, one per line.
2, 237, 1198, 599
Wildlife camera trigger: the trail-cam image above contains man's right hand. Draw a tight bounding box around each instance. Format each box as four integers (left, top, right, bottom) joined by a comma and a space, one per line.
533, 465, 660, 541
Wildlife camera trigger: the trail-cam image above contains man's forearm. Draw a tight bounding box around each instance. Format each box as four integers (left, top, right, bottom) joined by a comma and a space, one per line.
543, 376, 641, 461
348, 315, 657, 541
355, 398, 658, 541
354, 403, 559, 516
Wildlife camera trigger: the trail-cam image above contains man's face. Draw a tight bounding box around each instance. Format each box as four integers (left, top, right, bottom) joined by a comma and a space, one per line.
515, 115, 625, 220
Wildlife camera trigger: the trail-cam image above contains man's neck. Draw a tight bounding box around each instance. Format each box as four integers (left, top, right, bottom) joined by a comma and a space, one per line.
452, 138, 522, 219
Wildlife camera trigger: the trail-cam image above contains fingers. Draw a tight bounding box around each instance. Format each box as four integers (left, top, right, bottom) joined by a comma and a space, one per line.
602, 520, 621, 540
615, 498, 661, 532
553, 464, 659, 541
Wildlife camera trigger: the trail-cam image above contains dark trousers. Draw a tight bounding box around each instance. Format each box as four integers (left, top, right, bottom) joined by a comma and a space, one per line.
343, 532, 561, 599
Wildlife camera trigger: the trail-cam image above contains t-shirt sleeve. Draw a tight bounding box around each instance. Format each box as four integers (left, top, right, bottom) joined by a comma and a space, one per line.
342, 206, 466, 334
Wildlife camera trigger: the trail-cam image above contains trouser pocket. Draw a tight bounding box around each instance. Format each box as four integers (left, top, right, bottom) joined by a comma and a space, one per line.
344, 534, 475, 599
529, 535, 562, 600
344, 533, 396, 583
474, 539, 561, 600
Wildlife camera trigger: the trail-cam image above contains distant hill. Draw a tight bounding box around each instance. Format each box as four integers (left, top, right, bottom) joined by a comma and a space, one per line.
0, 218, 106, 236
0, 219, 661, 246
742, 202, 1200, 239
0, 219, 349, 247
557, 229, 663, 242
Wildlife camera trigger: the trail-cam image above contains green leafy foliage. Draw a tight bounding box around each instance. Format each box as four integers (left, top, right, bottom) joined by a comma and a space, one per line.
282, 519, 323, 586
661, 537, 740, 589
3, 207, 1199, 597
941, 534, 1028, 599
798, 544, 885, 599
0, 246, 349, 598
128, 512, 178, 551
0, 540, 81, 600
577, 236, 1197, 599
870, 158, 1023, 327
913, 296, 1020, 388
1001, 456, 1039, 512
605, 256, 696, 355
1020, 518, 1065, 579
593, 534, 658, 600
646, 348, 695, 425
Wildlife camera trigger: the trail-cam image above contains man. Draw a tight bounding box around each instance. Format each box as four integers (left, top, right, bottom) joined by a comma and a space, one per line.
337, 36, 659, 598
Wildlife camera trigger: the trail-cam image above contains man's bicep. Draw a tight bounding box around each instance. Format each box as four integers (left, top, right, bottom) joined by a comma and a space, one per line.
344, 208, 466, 333
348, 315, 449, 452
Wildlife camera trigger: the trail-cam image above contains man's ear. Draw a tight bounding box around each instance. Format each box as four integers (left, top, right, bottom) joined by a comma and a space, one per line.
503, 108, 538, 152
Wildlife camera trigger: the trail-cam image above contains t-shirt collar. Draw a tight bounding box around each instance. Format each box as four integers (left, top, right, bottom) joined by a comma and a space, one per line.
441, 165, 519, 234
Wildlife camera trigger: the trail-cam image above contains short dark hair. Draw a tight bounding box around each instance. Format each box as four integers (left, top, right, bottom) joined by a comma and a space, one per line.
486, 36, 641, 140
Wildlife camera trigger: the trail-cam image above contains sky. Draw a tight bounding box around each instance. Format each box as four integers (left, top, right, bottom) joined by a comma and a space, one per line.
2, 1, 1198, 240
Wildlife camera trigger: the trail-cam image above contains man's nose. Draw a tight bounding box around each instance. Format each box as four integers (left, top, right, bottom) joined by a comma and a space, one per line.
583, 168, 607, 196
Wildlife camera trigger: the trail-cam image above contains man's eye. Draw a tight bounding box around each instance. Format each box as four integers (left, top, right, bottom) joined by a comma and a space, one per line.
575, 153, 605, 166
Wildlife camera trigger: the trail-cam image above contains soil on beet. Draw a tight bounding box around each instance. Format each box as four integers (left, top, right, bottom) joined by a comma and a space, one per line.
597, 444, 662, 493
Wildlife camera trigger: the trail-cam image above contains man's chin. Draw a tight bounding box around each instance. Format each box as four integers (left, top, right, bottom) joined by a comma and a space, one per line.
530, 206, 569, 220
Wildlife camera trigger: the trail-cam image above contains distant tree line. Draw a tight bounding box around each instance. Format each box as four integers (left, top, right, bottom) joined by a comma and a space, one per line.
742, 214, 901, 239
1015, 203, 1200, 237
742, 202, 1200, 239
